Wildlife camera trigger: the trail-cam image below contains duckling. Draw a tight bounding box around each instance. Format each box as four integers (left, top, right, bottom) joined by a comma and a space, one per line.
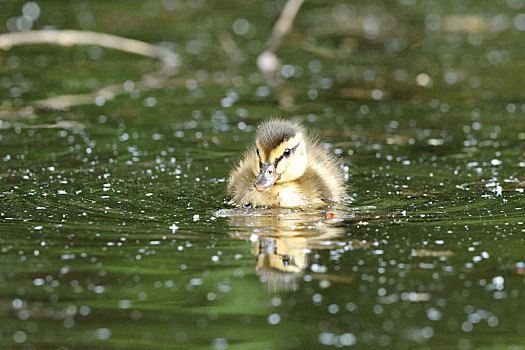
226, 118, 346, 207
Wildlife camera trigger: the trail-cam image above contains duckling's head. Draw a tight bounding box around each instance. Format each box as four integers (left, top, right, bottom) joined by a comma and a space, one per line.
253, 119, 308, 192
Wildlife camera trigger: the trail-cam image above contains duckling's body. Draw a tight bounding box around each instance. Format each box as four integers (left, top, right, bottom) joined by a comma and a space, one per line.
227, 119, 346, 208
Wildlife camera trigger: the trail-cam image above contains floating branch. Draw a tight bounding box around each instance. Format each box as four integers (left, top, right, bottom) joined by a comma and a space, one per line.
0, 120, 85, 130
33, 69, 167, 111
257, 0, 305, 74
0, 29, 179, 67
268, 0, 305, 52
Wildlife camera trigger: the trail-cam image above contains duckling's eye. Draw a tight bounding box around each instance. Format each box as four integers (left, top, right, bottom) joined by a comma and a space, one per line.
282, 255, 290, 266
283, 148, 291, 158
256, 149, 260, 157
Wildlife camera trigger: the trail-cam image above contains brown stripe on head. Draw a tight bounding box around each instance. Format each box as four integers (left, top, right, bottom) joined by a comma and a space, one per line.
255, 119, 302, 163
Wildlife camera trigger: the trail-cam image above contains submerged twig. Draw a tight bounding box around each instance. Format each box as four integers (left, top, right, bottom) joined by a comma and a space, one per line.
310, 273, 354, 284
411, 249, 453, 257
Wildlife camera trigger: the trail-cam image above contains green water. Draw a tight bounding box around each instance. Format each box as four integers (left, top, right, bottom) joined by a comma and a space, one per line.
1, 0, 524, 349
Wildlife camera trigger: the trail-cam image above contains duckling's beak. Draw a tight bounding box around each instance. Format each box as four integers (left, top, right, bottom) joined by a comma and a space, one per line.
254, 163, 277, 192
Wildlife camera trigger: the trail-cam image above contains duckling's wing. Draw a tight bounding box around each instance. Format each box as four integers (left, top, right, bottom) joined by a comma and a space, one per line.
302, 140, 346, 203
226, 148, 257, 202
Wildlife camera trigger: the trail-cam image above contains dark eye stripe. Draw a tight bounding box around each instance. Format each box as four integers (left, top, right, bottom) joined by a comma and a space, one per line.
273, 142, 300, 167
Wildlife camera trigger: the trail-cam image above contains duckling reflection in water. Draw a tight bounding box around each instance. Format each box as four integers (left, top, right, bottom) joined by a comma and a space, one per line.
253, 234, 308, 292
226, 118, 346, 208
219, 208, 368, 292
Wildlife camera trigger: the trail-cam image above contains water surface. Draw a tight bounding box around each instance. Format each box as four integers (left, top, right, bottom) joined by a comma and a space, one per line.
1, 0, 524, 349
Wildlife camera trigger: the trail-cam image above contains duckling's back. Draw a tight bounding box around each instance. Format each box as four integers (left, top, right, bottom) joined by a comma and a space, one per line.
297, 137, 346, 204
